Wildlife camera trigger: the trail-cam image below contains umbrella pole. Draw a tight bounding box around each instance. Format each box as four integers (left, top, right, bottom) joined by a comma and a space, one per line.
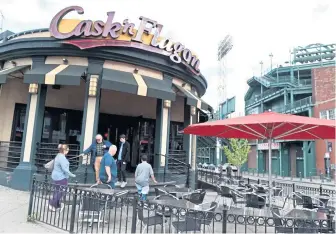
268, 138, 273, 210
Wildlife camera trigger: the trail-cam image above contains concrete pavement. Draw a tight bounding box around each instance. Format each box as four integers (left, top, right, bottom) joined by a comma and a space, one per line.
0, 185, 64, 233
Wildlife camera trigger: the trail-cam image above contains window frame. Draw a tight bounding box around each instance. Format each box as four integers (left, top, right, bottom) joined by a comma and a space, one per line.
319, 109, 336, 120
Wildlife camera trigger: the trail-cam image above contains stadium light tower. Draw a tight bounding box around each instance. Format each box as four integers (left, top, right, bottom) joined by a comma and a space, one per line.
216, 35, 233, 165
217, 35, 233, 107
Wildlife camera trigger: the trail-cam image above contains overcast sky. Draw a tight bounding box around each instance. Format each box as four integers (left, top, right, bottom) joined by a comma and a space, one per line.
1, 0, 335, 114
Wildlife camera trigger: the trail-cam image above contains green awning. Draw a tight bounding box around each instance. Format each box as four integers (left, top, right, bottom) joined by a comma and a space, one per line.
102, 68, 176, 101
174, 84, 213, 112
24, 64, 87, 85
101, 69, 138, 95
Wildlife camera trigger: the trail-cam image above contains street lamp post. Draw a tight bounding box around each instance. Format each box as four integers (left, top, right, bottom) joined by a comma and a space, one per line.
269, 53, 273, 71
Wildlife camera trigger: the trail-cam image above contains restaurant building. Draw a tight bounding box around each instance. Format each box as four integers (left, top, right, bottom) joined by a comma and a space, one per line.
0, 6, 212, 190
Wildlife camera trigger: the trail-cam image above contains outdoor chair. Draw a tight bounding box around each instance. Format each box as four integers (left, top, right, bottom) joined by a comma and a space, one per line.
326, 197, 336, 214
172, 202, 217, 233
197, 202, 218, 233
153, 194, 179, 217
230, 190, 246, 209
215, 185, 232, 207
77, 184, 112, 230
301, 194, 324, 210
183, 189, 206, 205
78, 192, 108, 231
137, 206, 165, 234
244, 192, 266, 216
292, 192, 305, 208
272, 207, 295, 233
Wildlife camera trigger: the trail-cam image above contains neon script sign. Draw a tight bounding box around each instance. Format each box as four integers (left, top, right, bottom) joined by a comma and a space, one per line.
49, 6, 200, 74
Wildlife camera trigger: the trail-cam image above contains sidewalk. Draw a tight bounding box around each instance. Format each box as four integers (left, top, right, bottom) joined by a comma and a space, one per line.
0, 185, 64, 233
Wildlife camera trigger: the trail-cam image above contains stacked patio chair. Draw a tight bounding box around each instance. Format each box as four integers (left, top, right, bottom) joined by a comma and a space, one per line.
78, 184, 112, 230
172, 202, 218, 233
137, 205, 165, 234
183, 189, 206, 205
215, 185, 232, 207
244, 192, 266, 216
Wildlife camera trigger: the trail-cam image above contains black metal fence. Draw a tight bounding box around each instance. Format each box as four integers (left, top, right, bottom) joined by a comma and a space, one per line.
197, 169, 336, 198
28, 178, 335, 234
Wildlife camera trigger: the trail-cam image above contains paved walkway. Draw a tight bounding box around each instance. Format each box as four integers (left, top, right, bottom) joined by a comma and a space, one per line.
0, 185, 64, 233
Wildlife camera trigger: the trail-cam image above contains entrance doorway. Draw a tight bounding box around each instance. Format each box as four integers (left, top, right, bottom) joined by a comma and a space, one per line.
98, 114, 155, 172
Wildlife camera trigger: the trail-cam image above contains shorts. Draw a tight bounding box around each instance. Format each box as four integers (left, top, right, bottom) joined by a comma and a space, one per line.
135, 183, 149, 195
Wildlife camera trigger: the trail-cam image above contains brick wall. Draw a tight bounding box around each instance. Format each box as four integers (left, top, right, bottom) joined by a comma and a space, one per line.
312, 66, 336, 173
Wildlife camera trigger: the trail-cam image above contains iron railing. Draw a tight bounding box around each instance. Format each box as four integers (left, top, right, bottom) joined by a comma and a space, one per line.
298, 79, 312, 86
28, 178, 335, 233
198, 169, 336, 198
272, 96, 312, 113
0, 141, 22, 172
158, 153, 190, 188
35, 143, 81, 174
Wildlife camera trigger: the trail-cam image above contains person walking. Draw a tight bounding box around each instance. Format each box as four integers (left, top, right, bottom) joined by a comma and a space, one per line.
98, 145, 118, 188
116, 134, 130, 188
81, 134, 112, 183
49, 144, 76, 211
135, 155, 157, 201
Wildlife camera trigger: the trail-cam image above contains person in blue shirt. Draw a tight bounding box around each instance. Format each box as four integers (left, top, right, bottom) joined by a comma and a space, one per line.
80, 134, 112, 183
98, 145, 118, 188
49, 144, 76, 211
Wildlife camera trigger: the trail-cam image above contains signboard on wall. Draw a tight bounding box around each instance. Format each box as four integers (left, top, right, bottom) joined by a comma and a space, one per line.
49, 6, 201, 75
257, 142, 280, 150
221, 96, 236, 118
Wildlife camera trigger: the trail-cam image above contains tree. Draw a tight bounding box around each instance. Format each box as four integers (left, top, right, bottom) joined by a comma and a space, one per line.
223, 138, 251, 175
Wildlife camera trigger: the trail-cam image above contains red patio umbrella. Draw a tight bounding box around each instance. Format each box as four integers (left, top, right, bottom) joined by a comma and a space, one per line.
183, 111, 336, 206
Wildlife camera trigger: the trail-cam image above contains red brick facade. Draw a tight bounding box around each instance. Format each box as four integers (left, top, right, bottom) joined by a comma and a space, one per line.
312, 66, 336, 173
247, 145, 257, 169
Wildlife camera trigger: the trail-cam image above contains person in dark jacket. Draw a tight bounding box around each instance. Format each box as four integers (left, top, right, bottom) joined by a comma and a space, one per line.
115, 134, 130, 188
227, 164, 232, 179
80, 134, 112, 183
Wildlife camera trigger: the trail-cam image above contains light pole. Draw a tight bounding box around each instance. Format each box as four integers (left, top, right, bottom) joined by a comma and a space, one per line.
259, 61, 263, 77
269, 53, 273, 71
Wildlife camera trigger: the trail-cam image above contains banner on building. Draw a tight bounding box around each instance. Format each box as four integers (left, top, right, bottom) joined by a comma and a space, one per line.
257, 142, 280, 150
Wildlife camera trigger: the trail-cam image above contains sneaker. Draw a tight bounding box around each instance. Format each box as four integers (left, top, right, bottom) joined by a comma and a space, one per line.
115, 181, 121, 186
121, 182, 127, 188
48, 204, 56, 212
58, 203, 64, 212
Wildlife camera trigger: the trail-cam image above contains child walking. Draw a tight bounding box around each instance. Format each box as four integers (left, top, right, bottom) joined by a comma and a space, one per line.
135, 155, 157, 201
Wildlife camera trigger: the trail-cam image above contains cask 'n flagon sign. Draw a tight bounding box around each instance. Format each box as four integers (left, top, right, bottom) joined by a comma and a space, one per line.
49, 6, 201, 74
